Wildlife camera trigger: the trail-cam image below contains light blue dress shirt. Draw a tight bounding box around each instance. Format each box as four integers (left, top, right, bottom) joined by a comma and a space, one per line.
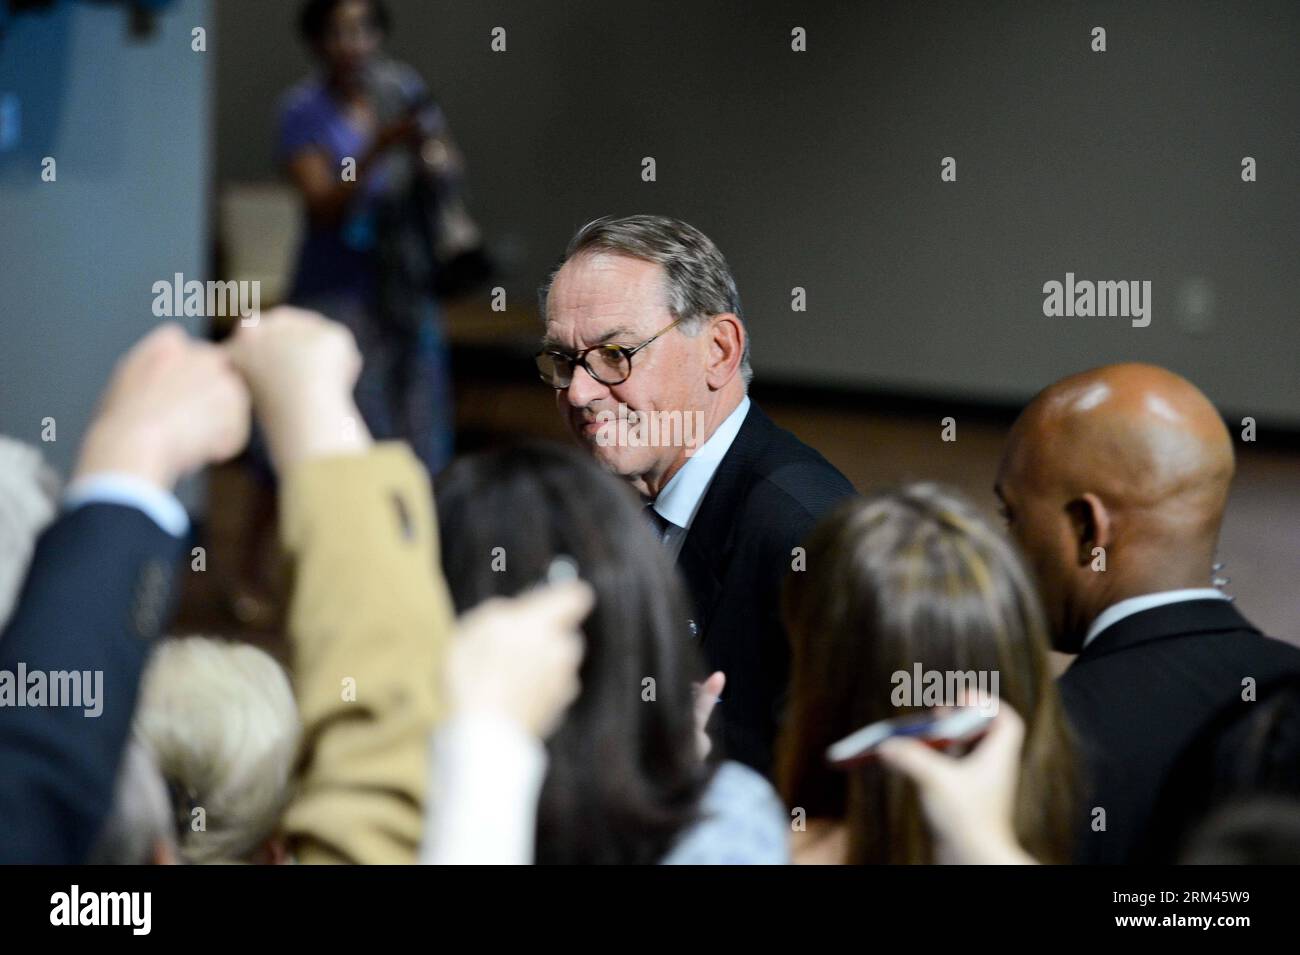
649, 396, 751, 561
62, 473, 189, 538
1081, 587, 1229, 648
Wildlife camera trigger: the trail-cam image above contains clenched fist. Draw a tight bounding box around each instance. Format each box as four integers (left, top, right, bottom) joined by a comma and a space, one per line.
75, 323, 250, 490
225, 306, 370, 472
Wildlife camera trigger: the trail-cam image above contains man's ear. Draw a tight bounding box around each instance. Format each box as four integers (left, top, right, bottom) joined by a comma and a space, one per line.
704, 314, 744, 390
1065, 492, 1111, 566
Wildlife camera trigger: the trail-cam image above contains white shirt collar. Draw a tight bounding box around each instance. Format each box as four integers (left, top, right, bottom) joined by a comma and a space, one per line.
651, 396, 750, 532
1082, 588, 1230, 648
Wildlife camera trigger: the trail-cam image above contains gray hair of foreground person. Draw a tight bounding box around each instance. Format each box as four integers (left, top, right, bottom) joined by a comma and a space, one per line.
0, 436, 61, 627
134, 636, 301, 864
87, 738, 179, 865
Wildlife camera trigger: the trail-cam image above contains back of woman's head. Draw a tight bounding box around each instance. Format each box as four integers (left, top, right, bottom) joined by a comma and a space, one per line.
135, 636, 301, 864
436, 441, 709, 864
777, 483, 1076, 864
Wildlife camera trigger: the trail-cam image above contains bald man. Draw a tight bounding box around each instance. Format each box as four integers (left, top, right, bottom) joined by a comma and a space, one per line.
997, 363, 1300, 864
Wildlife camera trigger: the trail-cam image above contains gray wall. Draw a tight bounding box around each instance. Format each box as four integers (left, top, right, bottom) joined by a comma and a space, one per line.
212, 0, 1295, 426
0, 0, 212, 476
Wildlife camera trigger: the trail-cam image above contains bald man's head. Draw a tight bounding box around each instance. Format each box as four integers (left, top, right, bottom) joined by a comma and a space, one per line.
996, 364, 1234, 651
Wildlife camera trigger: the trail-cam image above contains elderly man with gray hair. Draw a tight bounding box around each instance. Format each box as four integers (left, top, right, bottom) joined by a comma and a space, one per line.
537, 214, 855, 773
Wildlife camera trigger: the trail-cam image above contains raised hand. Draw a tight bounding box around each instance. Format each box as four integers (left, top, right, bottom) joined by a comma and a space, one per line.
693, 670, 725, 759
876, 705, 1037, 865
447, 579, 594, 739
75, 323, 250, 490
225, 306, 370, 472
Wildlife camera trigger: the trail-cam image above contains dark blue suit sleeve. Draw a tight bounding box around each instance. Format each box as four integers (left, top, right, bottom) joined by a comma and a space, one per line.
0, 503, 184, 863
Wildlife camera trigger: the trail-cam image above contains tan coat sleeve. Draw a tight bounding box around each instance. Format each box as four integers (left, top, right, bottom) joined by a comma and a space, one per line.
279, 443, 452, 864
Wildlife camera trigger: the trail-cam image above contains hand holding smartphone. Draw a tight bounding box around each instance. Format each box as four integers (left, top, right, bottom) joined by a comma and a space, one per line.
826, 707, 995, 769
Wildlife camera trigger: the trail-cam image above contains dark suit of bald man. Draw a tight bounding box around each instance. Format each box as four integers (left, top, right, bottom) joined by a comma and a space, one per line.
1059, 596, 1300, 864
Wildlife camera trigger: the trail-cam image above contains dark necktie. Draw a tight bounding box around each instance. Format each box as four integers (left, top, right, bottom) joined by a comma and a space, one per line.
644, 502, 671, 542
644, 503, 698, 639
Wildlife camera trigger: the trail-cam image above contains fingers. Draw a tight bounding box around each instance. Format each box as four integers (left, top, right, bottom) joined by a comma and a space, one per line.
523, 581, 590, 715
516, 579, 590, 680
877, 705, 1026, 785
136, 321, 188, 360
222, 307, 368, 469
107, 322, 185, 391
544, 626, 585, 718
974, 704, 1026, 767
693, 670, 725, 726
222, 316, 271, 389
224, 306, 305, 370
77, 323, 253, 488
876, 736, 950, 788
513, 577, 596, 633
462, 578, 593, 644
200, 342, 253, 464
448, 578, 594, 738
691, 671, 725, 761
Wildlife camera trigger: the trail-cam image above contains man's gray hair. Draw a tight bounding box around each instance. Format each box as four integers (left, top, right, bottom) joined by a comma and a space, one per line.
135, 635, 301, 864
87, 738, 177, 865
540, 214, 752, 385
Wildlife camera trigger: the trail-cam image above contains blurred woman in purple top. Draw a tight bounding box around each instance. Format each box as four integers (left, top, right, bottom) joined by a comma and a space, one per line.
279, 0, 465, 475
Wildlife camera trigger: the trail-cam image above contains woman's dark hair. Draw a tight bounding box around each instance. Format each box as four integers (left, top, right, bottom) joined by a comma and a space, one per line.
298, 0, 390, 45
435, 441, 713, 864
776, 483, 1077, 864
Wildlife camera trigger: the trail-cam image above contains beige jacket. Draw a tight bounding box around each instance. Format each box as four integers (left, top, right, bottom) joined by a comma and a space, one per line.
279, 443, 452, 864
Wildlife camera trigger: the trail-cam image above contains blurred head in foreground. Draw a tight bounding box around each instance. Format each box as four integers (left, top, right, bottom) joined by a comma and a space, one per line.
436, 441, 711, 864
777, 483, 1077, 864
88, 739, 178, 865
134, 636, 301, 864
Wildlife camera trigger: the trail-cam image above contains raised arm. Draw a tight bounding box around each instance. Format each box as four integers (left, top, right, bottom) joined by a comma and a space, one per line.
227, 307, 453, 863
0, 325, 249, 862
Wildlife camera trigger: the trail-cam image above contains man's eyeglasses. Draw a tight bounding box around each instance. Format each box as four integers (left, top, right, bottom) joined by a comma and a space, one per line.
535, 317, 685, 389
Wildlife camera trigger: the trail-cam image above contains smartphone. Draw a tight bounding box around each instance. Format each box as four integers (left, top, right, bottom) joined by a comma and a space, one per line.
544, 555, 579, 584
826, 708, 994, 768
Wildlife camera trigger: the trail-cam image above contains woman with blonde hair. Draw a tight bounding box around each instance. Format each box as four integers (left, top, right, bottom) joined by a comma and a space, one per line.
777, 483, 1077, 864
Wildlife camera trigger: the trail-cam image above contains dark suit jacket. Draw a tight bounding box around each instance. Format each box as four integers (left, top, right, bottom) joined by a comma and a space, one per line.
676, 402, 855, 774
1058, 598, 1300, 864
0, 503, 183, 863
